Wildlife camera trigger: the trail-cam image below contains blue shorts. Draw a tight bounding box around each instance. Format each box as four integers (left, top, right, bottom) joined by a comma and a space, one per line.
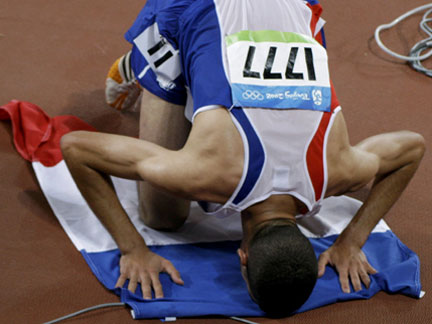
125, 0, 330, 116
125, 0, 232, 110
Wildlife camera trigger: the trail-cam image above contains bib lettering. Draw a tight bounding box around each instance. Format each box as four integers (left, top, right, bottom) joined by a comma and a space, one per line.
226, 30, 331, 111
133, 23, 181, 91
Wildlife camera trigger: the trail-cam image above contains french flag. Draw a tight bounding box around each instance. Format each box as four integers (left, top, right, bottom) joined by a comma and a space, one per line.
0, 100, 424, 319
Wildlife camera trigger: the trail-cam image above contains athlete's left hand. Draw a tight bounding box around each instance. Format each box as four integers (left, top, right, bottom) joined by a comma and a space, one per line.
317, 241, 378, 293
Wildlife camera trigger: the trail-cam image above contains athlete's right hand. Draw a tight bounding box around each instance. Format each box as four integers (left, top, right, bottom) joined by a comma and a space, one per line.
115, 246, 184, 299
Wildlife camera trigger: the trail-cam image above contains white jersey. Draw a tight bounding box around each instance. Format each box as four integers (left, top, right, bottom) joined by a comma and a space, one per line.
199, 106, 341, 218
127, 0, 340, 217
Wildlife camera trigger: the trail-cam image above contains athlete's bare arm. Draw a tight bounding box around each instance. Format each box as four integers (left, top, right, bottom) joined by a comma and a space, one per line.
61, 132, 192, 299
60, 107, 243, 299
320, 112, 425, 293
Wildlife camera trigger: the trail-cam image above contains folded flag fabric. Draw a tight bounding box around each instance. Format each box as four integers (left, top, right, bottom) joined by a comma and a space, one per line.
1, 100, 424, 319
0, 100, 95, 166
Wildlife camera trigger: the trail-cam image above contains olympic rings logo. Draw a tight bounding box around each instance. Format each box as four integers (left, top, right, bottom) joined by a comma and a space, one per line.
242, 90, 264, 100
312, 89, 323, 106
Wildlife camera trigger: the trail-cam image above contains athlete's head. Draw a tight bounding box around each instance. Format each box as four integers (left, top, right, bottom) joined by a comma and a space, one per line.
238, 219, 318, 317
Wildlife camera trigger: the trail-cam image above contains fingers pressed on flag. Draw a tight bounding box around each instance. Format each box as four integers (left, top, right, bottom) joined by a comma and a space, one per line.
164, 261, 184, 285
338, 268, 350, 293
359, 269, 371, 289
317, 253, 330, 277
141, 275, 153, 300
367, 262, 378, 274
128, 275, 138, 294
115, 273, 127, 289
349, 268, 362, 292
150, 272, 164, 298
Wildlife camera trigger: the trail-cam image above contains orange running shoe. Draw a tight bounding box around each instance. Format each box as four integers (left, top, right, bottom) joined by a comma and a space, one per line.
105, 51, 142, 111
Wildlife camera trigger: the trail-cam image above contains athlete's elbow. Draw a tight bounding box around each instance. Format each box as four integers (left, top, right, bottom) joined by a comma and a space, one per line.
408, 131, 426, 161
60, 131, 90, 163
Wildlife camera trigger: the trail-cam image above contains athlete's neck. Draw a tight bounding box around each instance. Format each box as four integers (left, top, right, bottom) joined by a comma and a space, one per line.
240, 195, 298, 251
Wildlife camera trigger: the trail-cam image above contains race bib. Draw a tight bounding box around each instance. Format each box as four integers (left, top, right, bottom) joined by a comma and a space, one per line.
226, 30, 331, 111
133, 23, 182, 91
